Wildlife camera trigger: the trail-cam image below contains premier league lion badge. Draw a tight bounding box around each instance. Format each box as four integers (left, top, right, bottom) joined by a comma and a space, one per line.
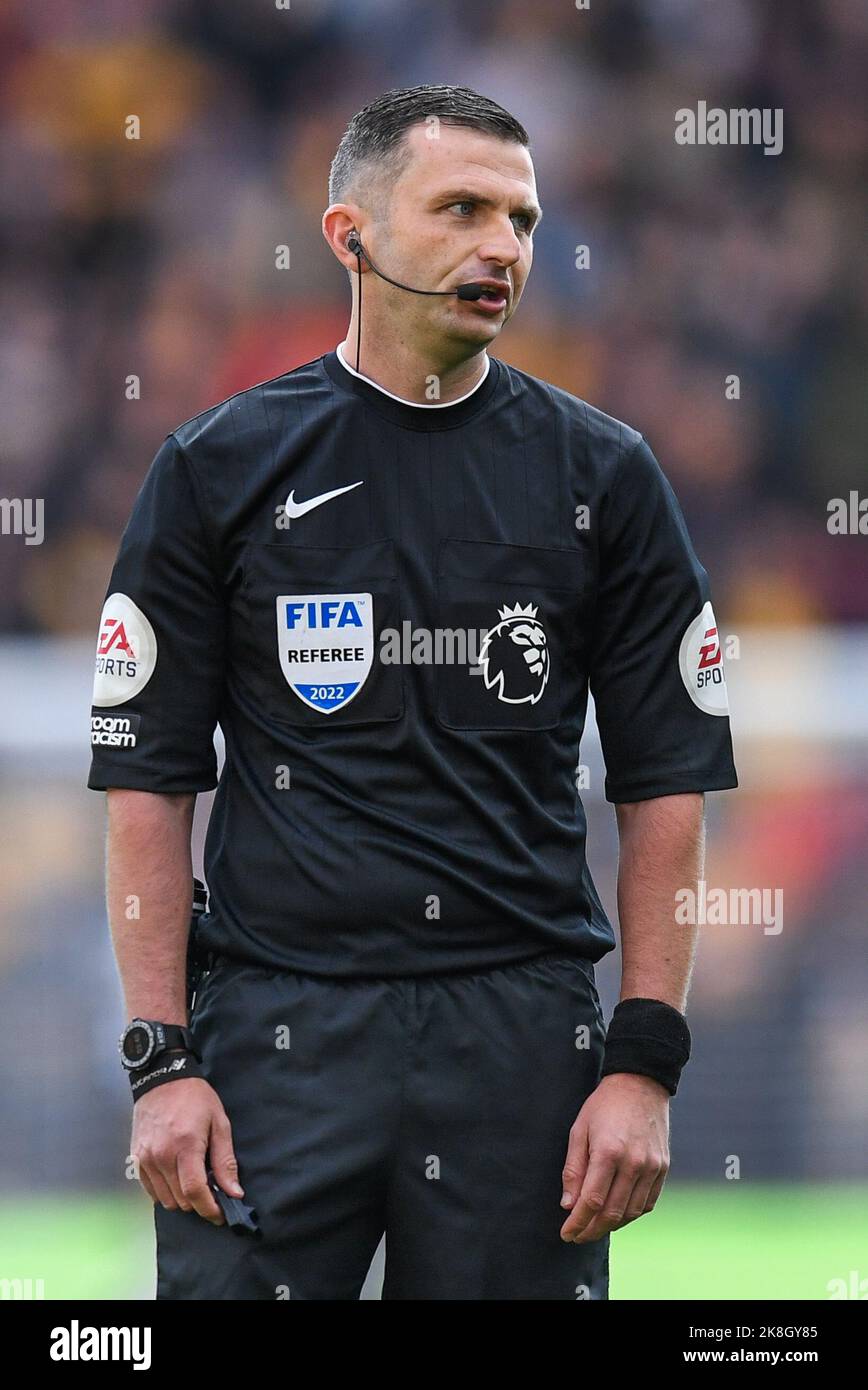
478, 602, 550, 705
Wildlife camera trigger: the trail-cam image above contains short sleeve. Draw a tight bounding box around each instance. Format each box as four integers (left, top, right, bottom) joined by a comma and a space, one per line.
87, 434, 225, 793
588, 436, 738, 803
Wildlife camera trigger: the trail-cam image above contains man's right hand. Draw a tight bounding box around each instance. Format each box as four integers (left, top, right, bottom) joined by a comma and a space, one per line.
131, 1076, 242, 1225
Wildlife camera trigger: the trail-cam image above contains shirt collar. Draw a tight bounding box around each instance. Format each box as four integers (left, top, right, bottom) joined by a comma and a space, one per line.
335, 341, 490, 408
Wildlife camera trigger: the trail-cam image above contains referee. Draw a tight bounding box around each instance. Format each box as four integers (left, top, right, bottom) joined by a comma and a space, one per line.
89, 85, 737, 1301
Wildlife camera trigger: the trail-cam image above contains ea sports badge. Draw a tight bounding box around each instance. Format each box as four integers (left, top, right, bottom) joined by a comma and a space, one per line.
92, 593, 158, 707
679, 600, 729, 715
276, 593, 373, 713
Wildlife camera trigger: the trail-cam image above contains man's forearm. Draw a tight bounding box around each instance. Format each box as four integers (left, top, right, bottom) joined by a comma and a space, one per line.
613, 792, 705, 1012
106, 789, 196, 1025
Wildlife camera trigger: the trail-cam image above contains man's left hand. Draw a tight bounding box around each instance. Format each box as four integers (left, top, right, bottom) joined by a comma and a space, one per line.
559, 1072, 670, 1243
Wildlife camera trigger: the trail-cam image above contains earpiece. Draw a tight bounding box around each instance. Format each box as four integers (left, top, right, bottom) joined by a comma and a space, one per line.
346, 231, 361, 256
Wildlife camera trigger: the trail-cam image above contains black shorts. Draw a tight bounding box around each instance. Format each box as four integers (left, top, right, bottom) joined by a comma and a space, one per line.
155, 949, 609, 1300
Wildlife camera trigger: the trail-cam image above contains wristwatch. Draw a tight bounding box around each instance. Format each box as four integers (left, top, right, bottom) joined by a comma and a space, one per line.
118, 1018, 200, 1072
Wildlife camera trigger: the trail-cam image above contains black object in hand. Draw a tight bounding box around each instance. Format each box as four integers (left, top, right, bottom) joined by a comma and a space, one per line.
206, 1169, 260, 1235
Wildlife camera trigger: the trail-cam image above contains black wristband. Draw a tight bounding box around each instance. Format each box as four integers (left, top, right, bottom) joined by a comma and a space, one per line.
129, 1050, 205, 1102
600, 997, 691, 1097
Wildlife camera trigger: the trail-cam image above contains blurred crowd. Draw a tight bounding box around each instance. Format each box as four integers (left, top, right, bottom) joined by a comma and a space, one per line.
1, 0, 867, 634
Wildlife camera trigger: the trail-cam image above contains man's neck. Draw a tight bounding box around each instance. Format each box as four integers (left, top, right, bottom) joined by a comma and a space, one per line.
337, 331, 488, 405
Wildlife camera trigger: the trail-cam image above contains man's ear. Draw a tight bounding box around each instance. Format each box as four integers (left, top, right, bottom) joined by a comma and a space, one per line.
322, 204, 364, 271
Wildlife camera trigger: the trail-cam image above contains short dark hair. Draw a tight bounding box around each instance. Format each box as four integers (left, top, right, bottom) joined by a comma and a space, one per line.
328, 84, 530, 215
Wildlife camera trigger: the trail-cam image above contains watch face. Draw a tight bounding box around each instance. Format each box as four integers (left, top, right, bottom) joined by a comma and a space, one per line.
121, 1021, 155, 1069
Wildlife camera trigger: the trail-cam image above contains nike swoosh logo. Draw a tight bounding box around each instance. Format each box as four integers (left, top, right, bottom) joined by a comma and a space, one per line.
284, 480, 364, 520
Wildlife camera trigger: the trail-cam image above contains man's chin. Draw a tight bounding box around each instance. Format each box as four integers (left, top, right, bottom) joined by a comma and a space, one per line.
446, 309, 504, 348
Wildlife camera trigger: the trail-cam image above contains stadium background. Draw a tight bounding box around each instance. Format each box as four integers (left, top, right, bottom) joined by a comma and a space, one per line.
1, 0, 866, 1299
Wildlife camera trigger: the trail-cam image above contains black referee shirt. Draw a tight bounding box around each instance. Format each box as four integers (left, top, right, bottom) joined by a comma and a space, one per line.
88, 347, 738, 977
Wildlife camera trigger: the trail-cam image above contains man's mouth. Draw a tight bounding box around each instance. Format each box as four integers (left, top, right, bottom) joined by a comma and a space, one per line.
468, 283, 509, 312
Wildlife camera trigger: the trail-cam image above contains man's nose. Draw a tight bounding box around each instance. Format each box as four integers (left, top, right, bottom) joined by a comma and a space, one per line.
477, 219, 522, 267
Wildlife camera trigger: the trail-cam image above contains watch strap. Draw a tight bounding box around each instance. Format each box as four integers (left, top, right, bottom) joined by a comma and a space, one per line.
130, 1050, 205, 1101
158, 1023, 197, 1055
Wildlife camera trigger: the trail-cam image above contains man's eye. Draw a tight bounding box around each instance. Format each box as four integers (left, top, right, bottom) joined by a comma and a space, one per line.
448, 203, 533, 232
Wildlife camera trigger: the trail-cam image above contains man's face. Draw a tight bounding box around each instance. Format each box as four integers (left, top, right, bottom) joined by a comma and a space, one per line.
368, 122, 541, 352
